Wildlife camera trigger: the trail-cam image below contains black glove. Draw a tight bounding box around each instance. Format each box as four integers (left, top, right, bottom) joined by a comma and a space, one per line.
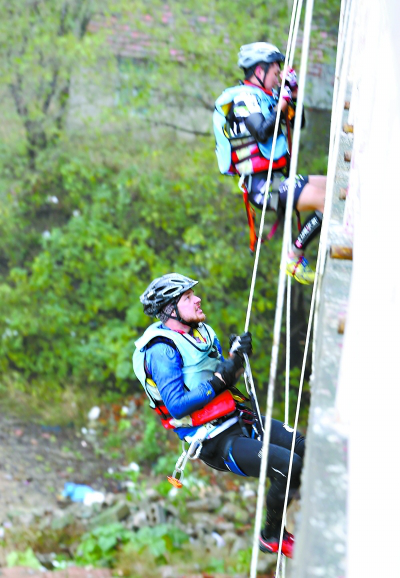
229, 331, 253, 358
210, 357, 244, 396
209, 373, 227, 396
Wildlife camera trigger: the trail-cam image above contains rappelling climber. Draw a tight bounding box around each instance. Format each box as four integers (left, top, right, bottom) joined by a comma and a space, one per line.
132, 273, 305, 557
213, 41, 326, 284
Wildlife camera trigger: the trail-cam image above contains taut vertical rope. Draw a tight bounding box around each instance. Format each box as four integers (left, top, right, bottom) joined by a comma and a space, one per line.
275, 2, 357, 575
248, 0, 304, 573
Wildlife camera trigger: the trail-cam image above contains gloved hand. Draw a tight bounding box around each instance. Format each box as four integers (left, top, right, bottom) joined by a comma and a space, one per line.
280, 67, 298, 90
209, 356, 244, 395
281, 86, 293, 103
209, 373, 228, 396
229, 331, 253, 358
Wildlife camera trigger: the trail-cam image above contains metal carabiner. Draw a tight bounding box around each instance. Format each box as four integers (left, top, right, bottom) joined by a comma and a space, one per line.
167, 438, 203, 488
188, 440, 203, 460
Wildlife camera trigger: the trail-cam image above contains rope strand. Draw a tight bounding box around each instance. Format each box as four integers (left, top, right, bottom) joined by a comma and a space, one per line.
248, 0, 304, 574
276, 2, 357, 575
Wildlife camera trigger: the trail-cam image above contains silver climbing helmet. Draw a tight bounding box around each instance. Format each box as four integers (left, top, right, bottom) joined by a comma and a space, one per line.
238, 42, 285, 70
140, 273, 199, 317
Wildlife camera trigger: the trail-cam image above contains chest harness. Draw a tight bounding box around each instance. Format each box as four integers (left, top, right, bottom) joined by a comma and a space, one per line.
214, 83, 301, 252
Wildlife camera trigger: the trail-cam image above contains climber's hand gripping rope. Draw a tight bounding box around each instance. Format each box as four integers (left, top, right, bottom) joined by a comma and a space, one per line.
230, 335, 264, 439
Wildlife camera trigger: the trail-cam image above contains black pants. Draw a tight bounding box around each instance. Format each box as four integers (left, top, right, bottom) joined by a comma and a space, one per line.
200, 418, 305, 533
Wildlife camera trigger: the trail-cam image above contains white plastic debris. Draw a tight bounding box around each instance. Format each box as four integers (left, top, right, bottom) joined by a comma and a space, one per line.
211, 531, 225, 548
88, 406, 101, 421
83, 491, 105, 506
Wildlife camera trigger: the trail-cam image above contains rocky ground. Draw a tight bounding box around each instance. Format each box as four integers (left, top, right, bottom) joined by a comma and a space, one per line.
0, 406, 290, 577
0, 414, 115, 525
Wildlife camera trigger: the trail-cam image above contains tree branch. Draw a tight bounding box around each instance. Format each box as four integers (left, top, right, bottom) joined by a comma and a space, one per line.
8, 73, 27, 118
153, 120, 211, 136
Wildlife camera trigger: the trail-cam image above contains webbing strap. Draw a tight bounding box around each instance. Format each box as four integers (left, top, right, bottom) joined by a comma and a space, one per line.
241, 180, 282, 252
242, 188, 258, 252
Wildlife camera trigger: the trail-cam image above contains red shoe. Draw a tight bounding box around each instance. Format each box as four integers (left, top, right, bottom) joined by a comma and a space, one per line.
259, 532, 279, 554
281, 530, 294, 558
259, 530, 295, 558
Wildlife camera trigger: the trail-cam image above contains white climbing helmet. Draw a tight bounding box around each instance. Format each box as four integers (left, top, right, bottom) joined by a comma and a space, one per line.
238, 42, 285, 70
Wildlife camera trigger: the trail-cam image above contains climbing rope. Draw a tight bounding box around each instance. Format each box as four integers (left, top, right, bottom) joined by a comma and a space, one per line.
272, 2, 357, 576
239, 0, 353, 572
245, 0, 307, 575
243, 0, 302, 336
285, 275, 291, 425
284, 0, 303, 432
312, 0, 354, 367
240, 0, 305, 467
275, 5, 356, 574
318, 0, 355, 278
288, 0, 304, 68
258, 0, 316, 574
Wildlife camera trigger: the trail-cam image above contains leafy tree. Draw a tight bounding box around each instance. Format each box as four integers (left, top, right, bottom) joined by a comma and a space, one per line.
0, 0, 118, 169
0, 0, 339, 410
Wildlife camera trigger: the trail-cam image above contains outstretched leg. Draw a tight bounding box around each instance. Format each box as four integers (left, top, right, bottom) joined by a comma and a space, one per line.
295, 176, 326, 212
283, 175, 326, 284
230, 420, 304, 557
246, 173, 326, 280
200, 420, 305, 558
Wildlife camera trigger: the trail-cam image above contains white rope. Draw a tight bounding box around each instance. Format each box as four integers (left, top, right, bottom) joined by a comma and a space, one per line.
275, 3, 357, 575
248, 1, 305, 575
275, 0, 316, 573
244, 3, 300, 334
317, 0, 355, 278
311, 0, 354, 371
249, 0, 355, 570
285, 275, 291, 425
276, 224, 319, 576
284, 0, 304, 430
288, 0, 304, 68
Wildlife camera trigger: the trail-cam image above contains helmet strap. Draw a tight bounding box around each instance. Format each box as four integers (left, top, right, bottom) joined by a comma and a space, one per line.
254, 65, 267, 89
164, 300, 199, 329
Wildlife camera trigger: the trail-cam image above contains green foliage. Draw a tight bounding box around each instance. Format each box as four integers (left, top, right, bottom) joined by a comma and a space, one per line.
0, 0, 130, 170
0, 1, 338, 417
123, 524, 188, 558
75, 522, 188, 567
128, 404, 169, 464
152, 451, 180, 476
75, 523, 136, 566
6, 548, 42, 569
230, 547, 253, 573
0, 138, 282, 396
